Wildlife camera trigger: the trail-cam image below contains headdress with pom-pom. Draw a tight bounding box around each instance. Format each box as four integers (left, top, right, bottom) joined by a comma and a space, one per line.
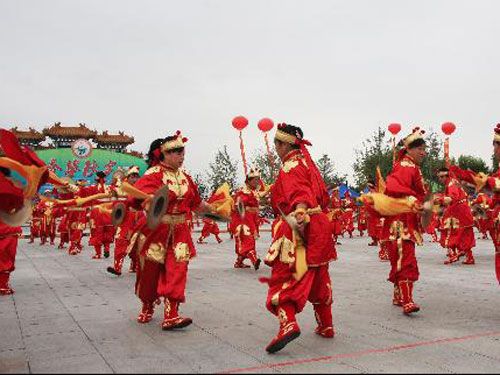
403, 127, 426, 148
160, 130, 189, 152
494, 124, 500, 143
247, 166, 261, 179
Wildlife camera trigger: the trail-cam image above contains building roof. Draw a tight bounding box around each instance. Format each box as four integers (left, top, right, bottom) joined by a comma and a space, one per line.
95, 131, 135, 145
43, 122, 97, 139
10, 127, 46, 142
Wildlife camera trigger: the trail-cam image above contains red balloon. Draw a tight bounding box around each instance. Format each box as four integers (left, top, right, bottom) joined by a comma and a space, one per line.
388, 123, 402, 135
258, 118, 274, 132
441, 122, 456, 136
232, 116, 248, 131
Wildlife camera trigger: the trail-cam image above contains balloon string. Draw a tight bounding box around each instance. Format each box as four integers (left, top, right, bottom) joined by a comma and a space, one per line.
264, 132, 275, 178
444, 137, 450, 167
239, 130, 248, 176
392, 136, 396, 167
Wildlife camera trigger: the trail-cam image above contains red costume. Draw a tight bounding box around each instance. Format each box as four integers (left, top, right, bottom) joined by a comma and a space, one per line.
197, 218, 223, 244
29, 203, 43, 243
357, 205, 367, 236
107, 168, 145, 276
436, 177, 476, 265
329, 190, 343, 244
425, 211, 440, 242
376, 128, 428, 315
472, 193, 492, 240
341, 192, 355, 238
263, 125, 335, 353
89, 205, 115, 259
230, 176, 262, 269
131, 132, 203, 330
0, 222, 22, 295
37, 199, 57, 245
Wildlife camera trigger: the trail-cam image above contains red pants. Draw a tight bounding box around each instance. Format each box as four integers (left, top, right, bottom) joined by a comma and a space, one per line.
387, 240, 419, 284
489, 226, 500, 283
136, 251, 189, 304
266, 261, 332, 315
0, 236, 18, 274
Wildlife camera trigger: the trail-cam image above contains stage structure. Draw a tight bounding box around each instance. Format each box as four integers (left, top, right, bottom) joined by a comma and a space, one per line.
10, 122, 147, 184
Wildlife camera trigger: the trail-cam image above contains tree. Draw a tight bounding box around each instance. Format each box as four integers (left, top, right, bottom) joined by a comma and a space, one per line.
457, 155, 490, 174
250, 148, 281, 185
352, 127, 393, 189
353, 127, 446, 192
420, 130, 445, 192
193, 173, 209, 199
207, 145, 238, 192
316, 154, 347, 188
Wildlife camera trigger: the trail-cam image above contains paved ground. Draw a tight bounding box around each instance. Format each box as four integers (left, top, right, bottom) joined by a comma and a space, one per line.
1, 231, 499, 374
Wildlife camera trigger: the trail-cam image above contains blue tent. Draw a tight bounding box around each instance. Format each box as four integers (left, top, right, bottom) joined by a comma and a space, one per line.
339, 183, 361, 199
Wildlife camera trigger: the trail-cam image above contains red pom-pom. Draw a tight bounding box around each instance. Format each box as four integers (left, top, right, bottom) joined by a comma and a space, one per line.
182, 137, 188, 143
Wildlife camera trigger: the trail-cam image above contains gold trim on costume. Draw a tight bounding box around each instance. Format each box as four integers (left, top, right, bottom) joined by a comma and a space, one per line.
174, 242, 190, 262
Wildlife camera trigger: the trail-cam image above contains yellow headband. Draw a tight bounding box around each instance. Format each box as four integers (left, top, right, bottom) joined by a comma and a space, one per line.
274, 129, 297, 145
161, 136, 185, 152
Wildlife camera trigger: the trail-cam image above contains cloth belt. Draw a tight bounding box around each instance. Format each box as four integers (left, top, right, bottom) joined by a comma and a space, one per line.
161, 214, 187, 225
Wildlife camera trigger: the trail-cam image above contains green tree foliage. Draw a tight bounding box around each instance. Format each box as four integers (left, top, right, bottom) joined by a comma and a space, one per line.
250, 148, 281, 185
457, 155, 490, 174
353, 127, 446, 192
207, 146, 238, 192
316, 154, 347, 188
352, 127, 393, 189
420, 131, 445, 192
193, 173, 209, 199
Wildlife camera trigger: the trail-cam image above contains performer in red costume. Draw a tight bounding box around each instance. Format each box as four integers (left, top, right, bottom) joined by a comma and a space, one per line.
37, 190, 57, 246
425, 210, 440, 243
0, 129, 70, 293
357, 204, 367, 237
329, 187, 343, 245
449, 124, 500, 284
0, 167, 23, 295
262, 124, 336, 354
472, 193, 492, 240
29, 202, 43, 244
366, 181, 383, 247
129, 132, 215, 330
230, 168, 263, 270
107, 166, 144, 276
197, 217, 223, 244
378, 128, 427, 315
435, 168, 476, 265
89, 204, 115, 259
341, 190, 355, 238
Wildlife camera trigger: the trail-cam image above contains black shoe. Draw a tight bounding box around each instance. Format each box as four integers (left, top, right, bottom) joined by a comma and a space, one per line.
254, 258, 261, 271
104, 251, 110, 258
106, 267, 122, 276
